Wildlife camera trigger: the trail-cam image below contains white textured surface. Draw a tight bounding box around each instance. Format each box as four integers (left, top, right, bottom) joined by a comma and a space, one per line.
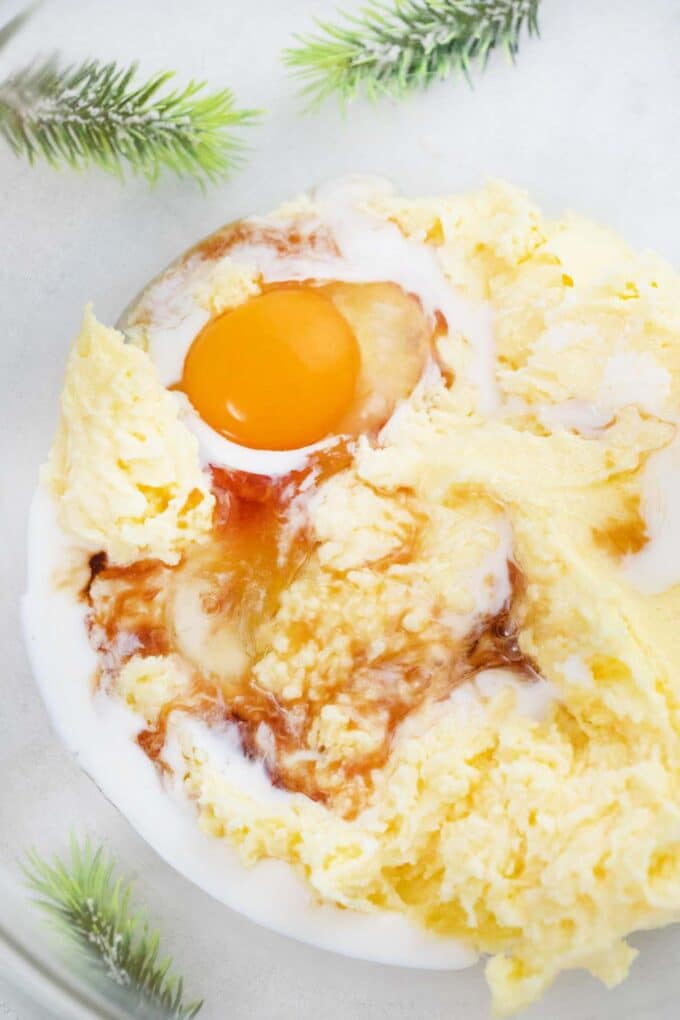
2, 1, 680, 1018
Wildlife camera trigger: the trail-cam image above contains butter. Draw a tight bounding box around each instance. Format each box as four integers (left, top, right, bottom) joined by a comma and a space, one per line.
45, 306, 214, 564
48, 181, 680, 1015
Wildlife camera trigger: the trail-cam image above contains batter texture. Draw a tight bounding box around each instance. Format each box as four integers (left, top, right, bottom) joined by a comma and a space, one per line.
43, 180, 680, 1014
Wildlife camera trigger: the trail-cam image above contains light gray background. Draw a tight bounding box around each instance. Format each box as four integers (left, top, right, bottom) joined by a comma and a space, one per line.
2, 1, 680, 1017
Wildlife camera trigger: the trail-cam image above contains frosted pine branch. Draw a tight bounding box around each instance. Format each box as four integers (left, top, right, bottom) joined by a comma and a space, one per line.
284, 0, 541, 105
0, 57, 259, 184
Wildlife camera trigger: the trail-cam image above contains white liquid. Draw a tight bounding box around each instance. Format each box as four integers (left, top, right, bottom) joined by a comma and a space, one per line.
173, 391, 338, 476
474, 669, 557, 721
558, 654, 595, 688
537, 400, 614, 436
599, 351, 671, 418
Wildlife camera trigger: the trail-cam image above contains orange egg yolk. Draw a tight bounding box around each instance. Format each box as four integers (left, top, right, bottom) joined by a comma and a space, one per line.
182, 288, 361, 451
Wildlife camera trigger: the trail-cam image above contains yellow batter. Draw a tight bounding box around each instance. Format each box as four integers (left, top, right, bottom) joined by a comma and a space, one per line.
46, 180, 680, 1014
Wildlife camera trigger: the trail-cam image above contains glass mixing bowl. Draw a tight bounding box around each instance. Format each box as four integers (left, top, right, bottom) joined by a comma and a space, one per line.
3, 1, 680, 1018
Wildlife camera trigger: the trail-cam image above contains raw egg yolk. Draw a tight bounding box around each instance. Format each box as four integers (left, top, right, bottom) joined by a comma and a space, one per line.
182, 288, 361, 451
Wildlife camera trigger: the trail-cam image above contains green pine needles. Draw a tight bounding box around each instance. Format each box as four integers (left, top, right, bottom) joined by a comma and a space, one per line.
285, 0, 541, 105
0, 57, 259, 183
24, 836, 202, 1020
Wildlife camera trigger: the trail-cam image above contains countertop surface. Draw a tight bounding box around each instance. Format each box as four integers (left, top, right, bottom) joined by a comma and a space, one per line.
2, 1, 680, 1018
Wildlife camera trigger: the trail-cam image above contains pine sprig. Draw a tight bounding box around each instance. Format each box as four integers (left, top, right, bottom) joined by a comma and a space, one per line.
24, 835, 203, 1020
284, 0, 541, 106
0, 56, 259, 183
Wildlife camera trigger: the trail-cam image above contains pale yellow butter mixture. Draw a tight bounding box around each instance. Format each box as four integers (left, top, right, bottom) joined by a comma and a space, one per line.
46, 182, 680, 1013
